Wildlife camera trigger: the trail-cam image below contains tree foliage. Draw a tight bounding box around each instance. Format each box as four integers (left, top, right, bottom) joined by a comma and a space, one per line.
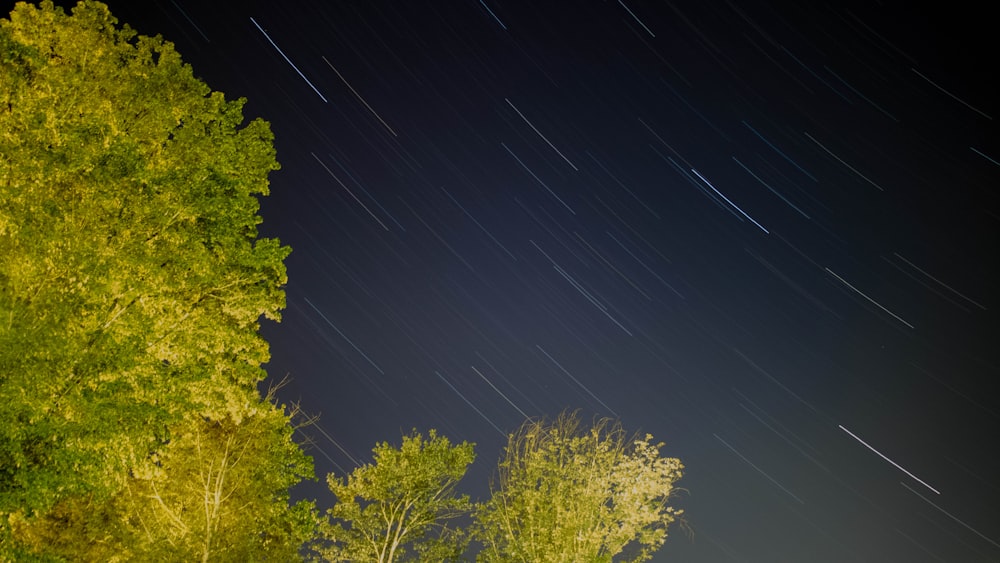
474, 411, 684, 563
313, 430, 475, 562
0, 1, 311, 559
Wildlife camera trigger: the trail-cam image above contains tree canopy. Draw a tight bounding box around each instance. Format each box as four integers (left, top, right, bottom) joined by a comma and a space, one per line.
474, 411, 685, 563
314, 430, 476, 562
0, 1, 311, 559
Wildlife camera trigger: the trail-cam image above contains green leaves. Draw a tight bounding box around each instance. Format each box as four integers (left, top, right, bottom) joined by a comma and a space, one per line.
313, 419, 684, 563
474, 411, 685, 563
315, 430, 475, 563
1, 2, 307, 559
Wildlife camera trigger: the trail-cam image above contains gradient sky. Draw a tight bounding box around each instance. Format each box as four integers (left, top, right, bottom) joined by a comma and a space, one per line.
19, 0, 1000, 560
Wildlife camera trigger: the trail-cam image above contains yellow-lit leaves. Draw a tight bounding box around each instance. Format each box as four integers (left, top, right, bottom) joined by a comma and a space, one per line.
475, 411, 684, 563
0, 0, 292, 542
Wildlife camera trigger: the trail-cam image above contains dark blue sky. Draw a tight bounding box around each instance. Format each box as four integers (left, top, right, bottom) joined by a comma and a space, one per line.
31, 0, 1000, 560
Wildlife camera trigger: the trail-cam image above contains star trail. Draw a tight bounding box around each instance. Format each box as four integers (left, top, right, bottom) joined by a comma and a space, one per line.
70, 0, 999, 560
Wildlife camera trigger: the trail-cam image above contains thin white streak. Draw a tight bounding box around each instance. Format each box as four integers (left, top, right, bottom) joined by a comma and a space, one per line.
471, 365, 529, 418
502, 142, 576, 214
715, 434, 805, 504
803, 132, 885, 191
311, 153, 390, 231
839, 425, 939, 494
893, 253, 986, 310
900, 481, 1000, 549
250, 17, 327, 102
436, 371, 505, 437
304, 297, 384, 374
618, 0, 655, 37
478, 0, 507, 30
691, 168, 769, 233
536, 345, 620, 418
825, 268, 914, 328
911, 68, 993, 120
322, 56, 397, 136
505, 98, 578, 170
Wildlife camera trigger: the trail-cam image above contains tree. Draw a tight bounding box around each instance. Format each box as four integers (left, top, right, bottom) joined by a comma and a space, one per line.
8, 395, 316, 562
474, 411, 685, 563
0, 1, 310, 558
313, 430, 475, 562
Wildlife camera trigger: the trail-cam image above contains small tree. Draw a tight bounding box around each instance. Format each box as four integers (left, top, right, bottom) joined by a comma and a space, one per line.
475, 411, 684, 563
314, 430, 475, 562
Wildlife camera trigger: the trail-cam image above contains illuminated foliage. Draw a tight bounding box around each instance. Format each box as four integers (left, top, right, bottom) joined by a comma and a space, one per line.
314, 430, 475, 562
0, 1, 310, 558
474, 411, 684, 563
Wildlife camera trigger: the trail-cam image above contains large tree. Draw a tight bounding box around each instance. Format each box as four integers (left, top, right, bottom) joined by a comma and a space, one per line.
0, 1, 311, 558
474, 411, 685, 563
313, 430, 475, 562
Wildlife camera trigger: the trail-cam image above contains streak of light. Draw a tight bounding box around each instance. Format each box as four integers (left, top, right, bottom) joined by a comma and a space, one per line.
779, 45, 852, 103
900, 481, 1000, 549
573, 232, 652, 300
880, 256, 972, 312
474, 352, 545, 415
535, 345, 620, 418
663, 1, 721, 53
916, 511, 995, 560
311, 422, 361, 468
892, 253, 986, 310
736, 403, 826, 466
618, 0, 655, 37
970, 146, 1000, 167
824, 268, 914, 328
502, 142, 576, 214
844, 9, 917, 64
742, 121, 818, 182
657, 150, 742, 220
658, 76, 732, 141
838, 425, 939, 494
911, 68, 993, 120
327, 153, 406, 231
478, 0, 507, 30
249, 17, 328, 103
732, 349, 823, 417
553, 263, 634, 336
894, 528, 948, 562
303, 297, 385, 375
170, 0, 209, 42
741, 32, 815, 95
322, 56, 398, 136
744, 247, 840, 318
584, 150, 661, 219
398, 197, 476, 273
638, 118, 695, 169
471, 365, 529, 418
714, 434, 805, 504
311, 152, 390, 231
691, 168, 770, 233
531, 240, 634, 335
823, 66, 899, 121
439, 185, 517, 260
435, 371, 506, 437
731, 156, 811, 219
605, 231, 685, 299
504, 98, 578, 170
803, 132, 885, 191
295, 429, 346, 476
910, 363, 998, 418
590, 193, 676, 268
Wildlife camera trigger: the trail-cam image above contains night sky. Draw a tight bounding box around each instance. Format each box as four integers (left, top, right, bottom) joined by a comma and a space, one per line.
20, 0, 1000, 560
